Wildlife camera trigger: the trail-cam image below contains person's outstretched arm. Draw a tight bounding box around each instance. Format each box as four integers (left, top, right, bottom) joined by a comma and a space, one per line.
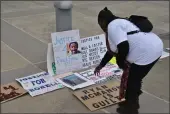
116, 41, 129, 69
99, 51, 116, 67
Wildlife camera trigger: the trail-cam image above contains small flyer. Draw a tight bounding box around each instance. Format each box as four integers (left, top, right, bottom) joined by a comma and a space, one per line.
56, 73, 95, 90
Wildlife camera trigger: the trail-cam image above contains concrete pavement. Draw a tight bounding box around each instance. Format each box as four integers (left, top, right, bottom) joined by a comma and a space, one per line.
1, 1, 169, 113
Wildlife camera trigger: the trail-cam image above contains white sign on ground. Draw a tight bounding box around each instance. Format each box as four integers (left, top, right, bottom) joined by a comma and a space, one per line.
56, 73, 95, 90
51, 30, 83, 75
16, 72, 64, 97
79, 64, 123, 84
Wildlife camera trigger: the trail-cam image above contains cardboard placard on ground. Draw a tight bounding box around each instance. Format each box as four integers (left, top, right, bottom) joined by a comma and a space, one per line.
73, 80, 124, 111
0, 82, 27, 103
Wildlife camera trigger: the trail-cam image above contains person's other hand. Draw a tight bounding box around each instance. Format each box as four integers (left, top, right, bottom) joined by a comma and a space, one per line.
94, 65, 103, 76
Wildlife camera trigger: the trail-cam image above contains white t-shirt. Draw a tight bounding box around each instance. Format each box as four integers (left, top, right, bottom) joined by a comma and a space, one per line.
108, 19, 163, 65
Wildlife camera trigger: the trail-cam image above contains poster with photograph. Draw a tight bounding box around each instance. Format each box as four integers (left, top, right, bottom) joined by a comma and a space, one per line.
73, 80, 124, 111
16, 72, 64, 97
57, 73, 95, 90
51, 30, 83, 75
0, 82, 27, 103
81, 34, 107, 68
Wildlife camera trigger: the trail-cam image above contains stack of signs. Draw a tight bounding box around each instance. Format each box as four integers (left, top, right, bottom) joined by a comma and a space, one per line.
81, 34, 107, 68
56, 73, 95, 90
16, 72, 64, 97
51, 30, 83, 75
73, 80, 124, 111
78, 64, 123, 84
47, 33, 113, 76
0, 82, 27, 103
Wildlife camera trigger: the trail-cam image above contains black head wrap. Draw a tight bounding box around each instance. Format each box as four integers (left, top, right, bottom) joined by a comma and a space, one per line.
98, 7, 118, 27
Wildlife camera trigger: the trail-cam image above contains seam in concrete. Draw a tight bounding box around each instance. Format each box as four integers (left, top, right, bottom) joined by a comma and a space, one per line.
33, 61, 47, 65
3, 12, 55, 20
1, 19, 48, 44
101, 109, 111, 113
142, 90, 169, 104
1, 64, 29, 73
1, 41, 44, 72
1, 6, 51, 14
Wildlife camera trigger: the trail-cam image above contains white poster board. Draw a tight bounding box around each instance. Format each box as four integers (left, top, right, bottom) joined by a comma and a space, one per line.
16, 72, 64, 97
51, 30, 83, 75
79, 64, 123, 84
56, 73, 95, 90
81, 34, 107, 68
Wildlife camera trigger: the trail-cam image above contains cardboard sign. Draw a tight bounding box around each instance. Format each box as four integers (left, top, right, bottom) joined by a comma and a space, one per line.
16, 72, 64, 97
0, 82, 27, 103
57, 73, 95, 90
81, 34, 107, 68
79, 64, 121, 84
73, 80, 124, 111
51, 30, 83, 75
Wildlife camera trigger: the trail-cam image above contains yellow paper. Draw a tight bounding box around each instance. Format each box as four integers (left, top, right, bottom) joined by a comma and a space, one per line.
109, 57, 117, 64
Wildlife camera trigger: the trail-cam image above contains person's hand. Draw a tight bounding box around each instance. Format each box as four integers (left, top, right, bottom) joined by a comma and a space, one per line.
94, 65, 103, 76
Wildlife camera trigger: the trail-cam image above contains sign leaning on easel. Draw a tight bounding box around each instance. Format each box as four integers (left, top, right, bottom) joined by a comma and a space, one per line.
51, 30, 83, 75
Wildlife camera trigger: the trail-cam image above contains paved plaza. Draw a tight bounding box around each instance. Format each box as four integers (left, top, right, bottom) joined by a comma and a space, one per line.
1, 1, 169, 113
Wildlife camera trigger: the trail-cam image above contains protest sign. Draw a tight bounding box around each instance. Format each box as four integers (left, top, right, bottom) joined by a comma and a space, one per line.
81, 34, 107, 68
73, 80, 124, 111
160, 51, 169, 59
0, 82, 27, 103
16, 72, 51, 90
109, 57, 116, 64
16, 72, 64, 97
56, 73, 95, 90
47, 43, 56, 76
51, 30, 83, 75
79, 64, 122, 84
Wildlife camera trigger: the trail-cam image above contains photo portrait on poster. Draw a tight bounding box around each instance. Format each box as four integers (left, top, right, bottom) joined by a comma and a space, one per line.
67, 42, 81, 55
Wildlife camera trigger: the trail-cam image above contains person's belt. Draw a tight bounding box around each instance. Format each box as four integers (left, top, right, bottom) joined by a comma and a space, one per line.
127, 30, 140, 35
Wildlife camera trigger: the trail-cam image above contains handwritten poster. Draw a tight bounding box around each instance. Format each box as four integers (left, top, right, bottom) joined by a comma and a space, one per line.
56, 73, 95, 90
79, 64, 122, 84
73, 80, 124, 111
51, 30, 83, 75
16, 72, 64, 97
0, 82, 27, 103
81, 34, 107, 68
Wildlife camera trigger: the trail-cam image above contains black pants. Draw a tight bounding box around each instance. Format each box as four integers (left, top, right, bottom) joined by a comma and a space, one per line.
125, 57, 160, 101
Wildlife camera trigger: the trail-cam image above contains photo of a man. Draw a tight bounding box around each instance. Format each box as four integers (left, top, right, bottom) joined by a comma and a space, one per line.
67, 42, 81, 55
